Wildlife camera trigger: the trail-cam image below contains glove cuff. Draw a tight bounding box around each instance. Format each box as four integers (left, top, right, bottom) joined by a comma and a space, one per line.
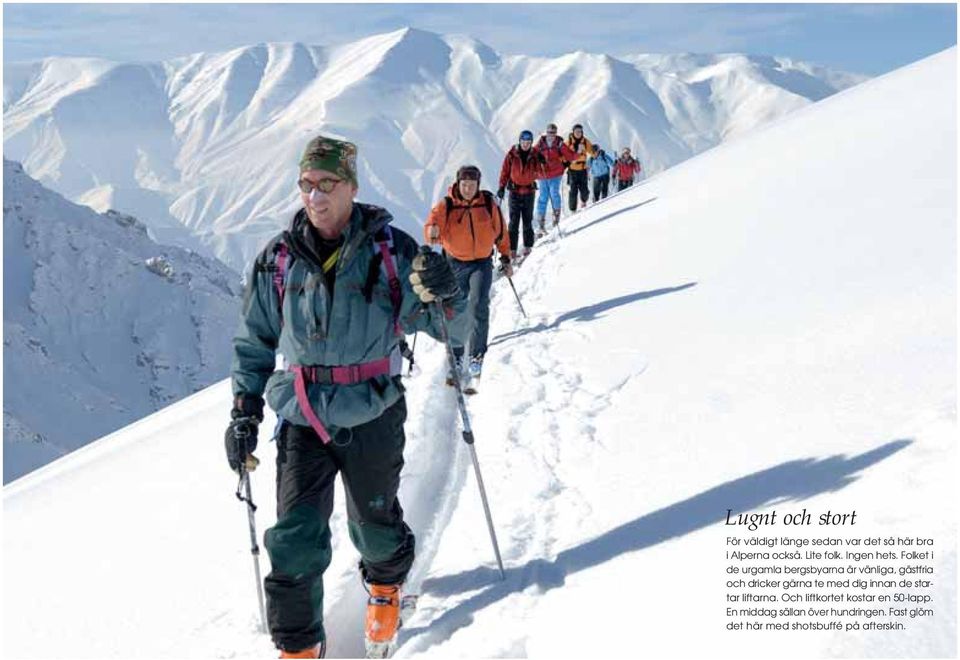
232, 394, 264, 422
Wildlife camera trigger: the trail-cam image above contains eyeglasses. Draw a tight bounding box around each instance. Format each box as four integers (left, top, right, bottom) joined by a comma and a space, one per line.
298, 178, 343, 194
546, 131, 557, 136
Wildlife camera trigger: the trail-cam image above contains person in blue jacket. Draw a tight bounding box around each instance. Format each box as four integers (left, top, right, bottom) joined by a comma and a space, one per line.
224, 135, 465, 659
587, 144, 617, 202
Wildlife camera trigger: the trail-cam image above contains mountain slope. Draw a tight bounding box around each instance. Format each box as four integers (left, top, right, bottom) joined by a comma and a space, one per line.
3, 28, 866, 271
3, 48, 952, 659
3, 159, 243, 482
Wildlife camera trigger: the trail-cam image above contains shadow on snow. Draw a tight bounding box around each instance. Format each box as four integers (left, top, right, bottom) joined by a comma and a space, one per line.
565, 195, 658, 238
400, 439, 912, 651
489, 281, 697, 348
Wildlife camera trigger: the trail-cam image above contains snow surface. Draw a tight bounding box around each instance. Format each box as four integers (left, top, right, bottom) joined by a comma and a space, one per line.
3, 160, 243, 482
3, 28, 866, 272
3, 48, 955, 658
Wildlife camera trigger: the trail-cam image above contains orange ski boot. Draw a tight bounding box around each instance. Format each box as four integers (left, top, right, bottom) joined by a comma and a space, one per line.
364, 583, 401, 658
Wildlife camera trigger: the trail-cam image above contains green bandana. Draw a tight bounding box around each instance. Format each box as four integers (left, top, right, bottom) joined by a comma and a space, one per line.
299, 135, 358, 185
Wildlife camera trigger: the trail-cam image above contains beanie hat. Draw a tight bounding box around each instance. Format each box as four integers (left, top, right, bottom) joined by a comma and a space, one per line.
456, 164, 482, 184
299, 135, 358, 185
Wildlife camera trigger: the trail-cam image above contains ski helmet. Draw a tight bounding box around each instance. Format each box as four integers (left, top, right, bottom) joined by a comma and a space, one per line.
519, 130, 534, 142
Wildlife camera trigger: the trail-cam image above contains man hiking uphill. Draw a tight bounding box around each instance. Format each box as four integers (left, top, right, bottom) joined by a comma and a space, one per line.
533, 123, 577, 237
424, 164, 512, 387
614, 147, 642, 191
225, 135, 464, 659
497, 129, 542, 263
565, 123, 593, 213
588, 144, 616, 202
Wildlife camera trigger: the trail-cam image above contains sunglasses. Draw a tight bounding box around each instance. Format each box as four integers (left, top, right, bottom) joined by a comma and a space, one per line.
298, 178, 343, 194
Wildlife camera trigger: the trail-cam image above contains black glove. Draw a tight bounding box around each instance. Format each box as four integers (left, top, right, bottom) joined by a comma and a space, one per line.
498, 254, 513, 278
409, 247, 460, 303
225, 395, 264, 472
496, 187, 505, 202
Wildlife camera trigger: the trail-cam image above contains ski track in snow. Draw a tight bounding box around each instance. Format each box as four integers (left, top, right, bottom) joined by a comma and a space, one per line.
321, 340, 470, 658
395, 189, 659, 655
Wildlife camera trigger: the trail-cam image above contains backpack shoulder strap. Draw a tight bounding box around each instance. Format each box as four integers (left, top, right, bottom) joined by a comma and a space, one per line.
373, 226, 403, 337
481, 190, 495, 217
272, 240, 289, 325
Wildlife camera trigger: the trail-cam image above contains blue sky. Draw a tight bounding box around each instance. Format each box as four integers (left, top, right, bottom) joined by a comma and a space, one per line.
3, 3, 956, 75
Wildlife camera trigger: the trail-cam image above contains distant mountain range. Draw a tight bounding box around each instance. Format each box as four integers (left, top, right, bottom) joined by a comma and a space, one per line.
3, 27, 867, 271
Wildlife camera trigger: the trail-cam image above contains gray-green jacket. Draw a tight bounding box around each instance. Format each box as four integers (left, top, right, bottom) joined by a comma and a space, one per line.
231, 203, 464, 431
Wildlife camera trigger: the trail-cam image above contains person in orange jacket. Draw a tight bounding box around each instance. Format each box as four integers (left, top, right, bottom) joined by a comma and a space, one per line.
566, 123, 593, 212
424, 165, 512, 380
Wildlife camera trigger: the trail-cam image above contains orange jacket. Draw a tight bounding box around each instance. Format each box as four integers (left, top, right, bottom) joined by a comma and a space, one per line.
566, 134, 593, 171
424, 185, 511, 261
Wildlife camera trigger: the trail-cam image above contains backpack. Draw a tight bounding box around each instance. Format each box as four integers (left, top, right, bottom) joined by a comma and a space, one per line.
443, 189, 497, 220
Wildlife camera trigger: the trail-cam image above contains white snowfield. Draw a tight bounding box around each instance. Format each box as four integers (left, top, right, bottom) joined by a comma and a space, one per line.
3, 48, 955, 659
2, 27, 865, 272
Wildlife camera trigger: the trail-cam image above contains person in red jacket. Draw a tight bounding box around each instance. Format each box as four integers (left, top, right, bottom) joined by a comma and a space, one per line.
614, 147, 642, 191
497, 129, 542, 259
533, 122, 578, 235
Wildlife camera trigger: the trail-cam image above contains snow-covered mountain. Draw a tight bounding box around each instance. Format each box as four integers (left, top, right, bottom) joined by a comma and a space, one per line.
3, 159, 243, 482
3, 48, 953, 658
3, 27, 867, 271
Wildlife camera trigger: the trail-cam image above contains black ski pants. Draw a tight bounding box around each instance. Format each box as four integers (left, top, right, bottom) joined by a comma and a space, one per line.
617, 178, 633, 192
508, 191, 535, 251
592, 174, 610, 202
263, 397, 414, 651
568, 169, 589, 212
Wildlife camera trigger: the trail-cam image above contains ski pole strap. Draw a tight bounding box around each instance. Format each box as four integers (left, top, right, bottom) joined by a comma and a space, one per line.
235, 469, 257, 512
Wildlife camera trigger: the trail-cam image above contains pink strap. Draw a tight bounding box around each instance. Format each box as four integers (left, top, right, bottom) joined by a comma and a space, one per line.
377, 235, 402, 337
329, 356, 392, 383
273, 243, 288, 322
291, 365, 332, 444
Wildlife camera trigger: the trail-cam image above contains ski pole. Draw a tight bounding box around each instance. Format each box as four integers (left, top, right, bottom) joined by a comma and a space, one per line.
433, 299, 506, 581
405, 332, 418, 377
236, 465, 269, 633
505, 274, 527, 318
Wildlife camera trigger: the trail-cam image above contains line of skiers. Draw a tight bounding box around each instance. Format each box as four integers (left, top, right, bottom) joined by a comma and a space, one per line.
496, 122, 642, 258
225, 130, 641, 659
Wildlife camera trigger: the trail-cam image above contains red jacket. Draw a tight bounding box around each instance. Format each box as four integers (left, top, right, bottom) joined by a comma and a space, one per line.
498, 146, 543, 192
533, 135, 578, 179
614, 157, 641, 181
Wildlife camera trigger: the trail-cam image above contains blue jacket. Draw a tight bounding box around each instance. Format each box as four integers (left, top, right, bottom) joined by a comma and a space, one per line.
231, 203, 465, 432
588, 150, 616, 178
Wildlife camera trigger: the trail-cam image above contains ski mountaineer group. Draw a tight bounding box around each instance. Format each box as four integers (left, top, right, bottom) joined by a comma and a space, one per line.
496, 122, 643, 247
224, 128, 642, 659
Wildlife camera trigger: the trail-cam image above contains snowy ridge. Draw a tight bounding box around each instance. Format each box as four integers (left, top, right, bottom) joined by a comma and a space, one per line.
3, 27, 866, 271
3, 49, 954, 658
3, 159, 243, 482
